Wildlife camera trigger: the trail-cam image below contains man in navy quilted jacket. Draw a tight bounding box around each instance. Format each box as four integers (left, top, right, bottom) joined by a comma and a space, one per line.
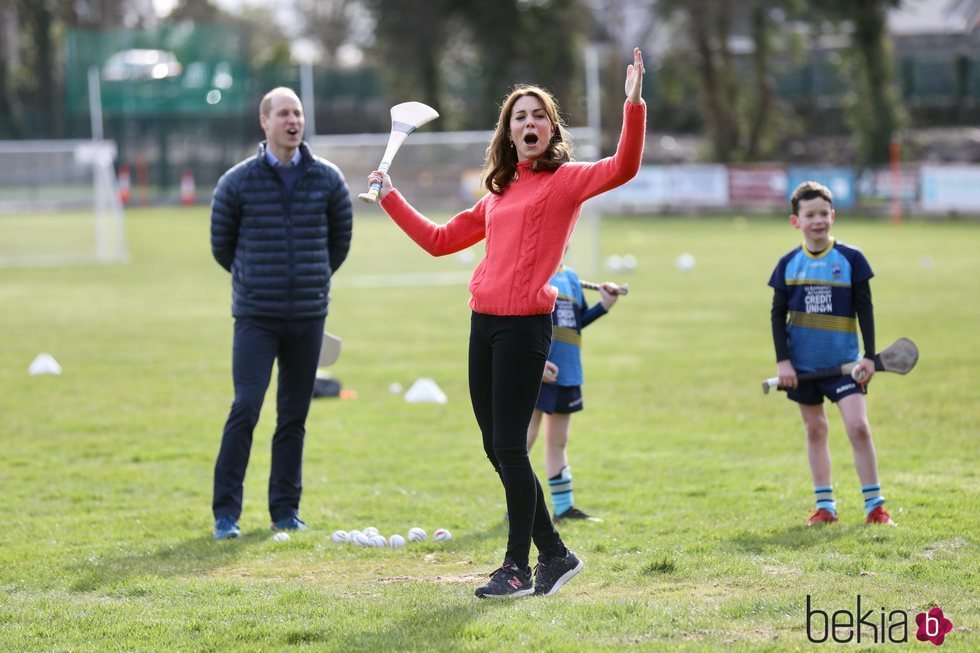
210, 87, 353, 540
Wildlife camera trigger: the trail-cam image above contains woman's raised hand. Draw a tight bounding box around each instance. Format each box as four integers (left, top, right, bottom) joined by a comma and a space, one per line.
625, 47, 645, 105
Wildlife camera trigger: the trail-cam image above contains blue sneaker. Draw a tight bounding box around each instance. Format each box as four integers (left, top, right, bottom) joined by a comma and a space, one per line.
214, 516, 240, 540
271, 516, 307, 532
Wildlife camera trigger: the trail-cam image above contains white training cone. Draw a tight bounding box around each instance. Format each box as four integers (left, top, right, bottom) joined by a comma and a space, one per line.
28, 353, 62, 376
403, 377, 447, 404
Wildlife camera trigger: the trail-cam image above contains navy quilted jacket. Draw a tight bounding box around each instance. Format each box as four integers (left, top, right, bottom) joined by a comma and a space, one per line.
210, 141, 353, 319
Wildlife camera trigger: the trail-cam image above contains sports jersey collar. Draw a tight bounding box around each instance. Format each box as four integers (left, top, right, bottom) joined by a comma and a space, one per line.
803, 236, 835, 259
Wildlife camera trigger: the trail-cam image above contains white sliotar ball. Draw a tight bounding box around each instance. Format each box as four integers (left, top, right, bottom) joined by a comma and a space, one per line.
369, 534, 388, 547
363, 526, 379, 537
606, 254, 623, 272
272, 532, 291, 543
331, 530, 349, 543
622, 254, 637, 271
434, 528, 452, 542
389, 534, 406, 548
389, 382, 403, 394
407, 527, 427, 542
675, 253, 696, 272
354, 531, 373, 547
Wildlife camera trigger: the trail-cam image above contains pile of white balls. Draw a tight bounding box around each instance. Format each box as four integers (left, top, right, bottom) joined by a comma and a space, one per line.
330, 526, 452, 548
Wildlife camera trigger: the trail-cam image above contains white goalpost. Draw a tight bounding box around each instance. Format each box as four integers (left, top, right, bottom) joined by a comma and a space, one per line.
309, 126, 603, 279
0, 139, 128, 267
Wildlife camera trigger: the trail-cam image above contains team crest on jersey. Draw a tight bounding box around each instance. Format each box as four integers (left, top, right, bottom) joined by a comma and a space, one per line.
832, 264, 842, 281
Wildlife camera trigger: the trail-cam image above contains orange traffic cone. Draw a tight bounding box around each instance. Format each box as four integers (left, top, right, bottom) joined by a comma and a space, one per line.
180, 169, 196, 206
118, 165, 132, 205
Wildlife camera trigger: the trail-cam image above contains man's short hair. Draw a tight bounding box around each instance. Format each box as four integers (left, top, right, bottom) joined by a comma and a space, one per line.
260, 87, 300, 117
791, 181, 833, 215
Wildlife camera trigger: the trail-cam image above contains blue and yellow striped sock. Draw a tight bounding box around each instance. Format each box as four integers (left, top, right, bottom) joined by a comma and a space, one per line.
862, 484, 885, 515
814, 485, 837, 515
549, 466, 574, 516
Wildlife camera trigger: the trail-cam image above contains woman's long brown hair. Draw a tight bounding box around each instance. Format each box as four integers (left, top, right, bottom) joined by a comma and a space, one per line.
482, 85, 573, 195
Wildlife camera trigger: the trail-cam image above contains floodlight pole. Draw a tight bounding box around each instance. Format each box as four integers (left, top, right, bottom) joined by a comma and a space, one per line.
584, 42, 602, 158
581, 42, 607, 277
300, 60, 317, 138
88, 66, 104, 141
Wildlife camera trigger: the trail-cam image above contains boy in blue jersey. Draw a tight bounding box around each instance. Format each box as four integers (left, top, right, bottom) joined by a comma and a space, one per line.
769, 181, 895, 527
526, 263, 621, 522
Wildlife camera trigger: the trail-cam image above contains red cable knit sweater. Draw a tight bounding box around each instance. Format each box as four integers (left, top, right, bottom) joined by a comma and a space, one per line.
380, 100, 646, 316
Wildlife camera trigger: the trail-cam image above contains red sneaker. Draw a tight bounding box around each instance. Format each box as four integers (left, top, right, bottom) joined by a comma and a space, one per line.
807, 508, 839, 526
866, 505, 896, 526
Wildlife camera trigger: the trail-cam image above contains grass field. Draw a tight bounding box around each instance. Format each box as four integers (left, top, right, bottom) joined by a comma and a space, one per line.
0, 207, 977, 651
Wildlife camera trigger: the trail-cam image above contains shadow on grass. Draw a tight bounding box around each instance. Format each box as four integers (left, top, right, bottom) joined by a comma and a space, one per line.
449, 514, 585, 562
68, 528, 269, 592
343, 598, 518, 650
731, 525, 848, 553
453, 516, 509, 550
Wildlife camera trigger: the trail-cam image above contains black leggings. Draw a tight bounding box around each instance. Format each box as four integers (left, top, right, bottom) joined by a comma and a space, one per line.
468, 311, 565, 568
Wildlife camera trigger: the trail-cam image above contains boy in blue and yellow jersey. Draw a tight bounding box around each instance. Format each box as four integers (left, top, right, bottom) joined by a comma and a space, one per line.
527, 264, 621, 522
769, 181, 895, 527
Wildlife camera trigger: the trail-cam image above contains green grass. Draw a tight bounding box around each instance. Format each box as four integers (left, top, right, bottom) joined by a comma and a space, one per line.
0, 208, 977, 651
0, 212, 105, 263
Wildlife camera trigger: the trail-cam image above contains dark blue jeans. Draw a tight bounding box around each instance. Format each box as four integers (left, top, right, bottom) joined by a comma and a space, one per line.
212, 316, 324, 523
468, 312, 565, 569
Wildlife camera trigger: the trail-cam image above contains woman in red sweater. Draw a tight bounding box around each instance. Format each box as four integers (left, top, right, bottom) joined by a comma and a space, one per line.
368, 47, 646, 599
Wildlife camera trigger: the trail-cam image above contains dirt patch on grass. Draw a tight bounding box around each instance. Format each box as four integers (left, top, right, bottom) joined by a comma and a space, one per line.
426, 572, 487, 584
920, 537, 969, 559
375, 572, 488, 585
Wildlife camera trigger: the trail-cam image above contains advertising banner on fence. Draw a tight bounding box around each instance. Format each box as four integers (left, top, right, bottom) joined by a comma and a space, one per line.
668, 165, 728, 206
599, 165, 728, 209
786, 167, 856, 209
857, 168, 919, 202
597, 166, 670, 208
728, 166, 788, 207
921, 166, 980, 211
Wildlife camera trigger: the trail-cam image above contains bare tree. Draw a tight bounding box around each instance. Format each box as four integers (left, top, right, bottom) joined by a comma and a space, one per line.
19, 0, 58, 133
291, 0, 371, 66
815, 0, 904, 165
457, 0, 590, 127
660, 0, 742, 161
654, 0, 806, 162
586, 0, 660, 150
360, 0, 590, 130
746, 1, 775, 160
0, 0, 150, 137
362, 0, 455, 115
0, 2, 24, 136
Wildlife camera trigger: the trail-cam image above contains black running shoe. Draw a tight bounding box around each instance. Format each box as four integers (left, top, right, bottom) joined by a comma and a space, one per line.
474, 561, 534, 599
554, 506, 602, 522
533, 549, 584, 596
